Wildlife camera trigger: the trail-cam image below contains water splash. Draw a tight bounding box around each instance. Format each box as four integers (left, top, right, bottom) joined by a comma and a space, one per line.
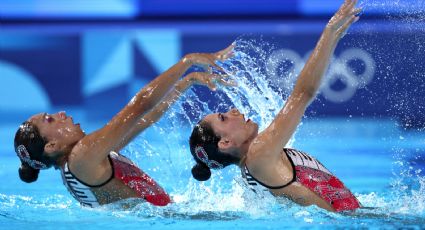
353, 0, 425, 132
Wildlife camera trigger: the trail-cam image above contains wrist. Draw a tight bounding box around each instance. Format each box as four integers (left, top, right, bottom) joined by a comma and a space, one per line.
182, 55, 193, 66
321, 28, 339, 44
179, 76, 194, 89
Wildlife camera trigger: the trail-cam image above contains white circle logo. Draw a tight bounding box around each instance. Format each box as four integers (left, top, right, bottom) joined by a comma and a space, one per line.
266, 48, 376, 103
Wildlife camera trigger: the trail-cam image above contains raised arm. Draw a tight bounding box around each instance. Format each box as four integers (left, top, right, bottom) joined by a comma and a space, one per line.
253, 0, 360, 156
114, 72, 235, 151
73, 45, 234, 165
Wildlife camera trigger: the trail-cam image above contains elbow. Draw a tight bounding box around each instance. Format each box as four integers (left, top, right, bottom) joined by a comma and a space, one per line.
142, 100, 156, 113
130, 100, 155, 119
138, 91, 162, 113
136, 88, 163, 112
128, 95, 155, 116
304, 87, 316, 100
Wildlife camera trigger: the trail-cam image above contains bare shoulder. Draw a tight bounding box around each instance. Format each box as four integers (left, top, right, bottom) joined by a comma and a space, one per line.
68, 135, 94, 164
67, 144, 112, 185
246, 131, 282, 163
69, 130, 110, 162
245, 136, 282, 174
67, 135, 109, 176
245, 147, 294, 188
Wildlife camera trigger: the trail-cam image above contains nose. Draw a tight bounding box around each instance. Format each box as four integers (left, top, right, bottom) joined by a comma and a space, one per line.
229, 108, 240, 115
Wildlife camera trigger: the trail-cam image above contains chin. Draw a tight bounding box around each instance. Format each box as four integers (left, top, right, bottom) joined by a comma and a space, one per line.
248, 126, 259, 140
253, 123, 259, 133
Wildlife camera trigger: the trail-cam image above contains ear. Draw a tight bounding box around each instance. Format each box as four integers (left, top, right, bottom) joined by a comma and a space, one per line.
44, 141, 59, 154
218, 138, 235, 153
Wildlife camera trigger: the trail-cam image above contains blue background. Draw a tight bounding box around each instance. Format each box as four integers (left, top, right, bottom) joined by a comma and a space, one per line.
1, 0, 423, 18
1, 0, 425, 129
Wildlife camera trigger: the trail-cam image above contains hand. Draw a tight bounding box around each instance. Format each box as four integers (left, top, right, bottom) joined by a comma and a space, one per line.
183, 43, 235, 73
326, 0, 361, 40
186, 72, 237, 91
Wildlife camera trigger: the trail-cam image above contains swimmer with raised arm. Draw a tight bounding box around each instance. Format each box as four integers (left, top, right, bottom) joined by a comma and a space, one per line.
188, 0, 362, 212
13, 45, 234, 208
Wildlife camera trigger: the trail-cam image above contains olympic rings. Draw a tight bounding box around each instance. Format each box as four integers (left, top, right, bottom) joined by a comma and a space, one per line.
266, 48, 376, 103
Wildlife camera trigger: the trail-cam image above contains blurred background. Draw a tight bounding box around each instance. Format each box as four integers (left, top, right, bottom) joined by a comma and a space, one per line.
1, 0, 425, 154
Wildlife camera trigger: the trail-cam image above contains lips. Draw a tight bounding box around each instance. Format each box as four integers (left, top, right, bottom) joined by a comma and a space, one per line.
59, 111, 67, 119
241, 113, 251, 123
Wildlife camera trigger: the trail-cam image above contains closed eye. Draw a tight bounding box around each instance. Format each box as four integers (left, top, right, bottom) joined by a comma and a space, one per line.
218, 113, 225, 121
44, 113, 54, 123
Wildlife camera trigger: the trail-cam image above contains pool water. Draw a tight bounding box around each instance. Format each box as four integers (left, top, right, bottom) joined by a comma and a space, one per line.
1, 116, 424, 229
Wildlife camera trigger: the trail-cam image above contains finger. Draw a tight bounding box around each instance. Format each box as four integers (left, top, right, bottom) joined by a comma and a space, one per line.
222, 51, 235, 60
345, 0, 358, 13
339, 0, 351, 13
221, 43, 235, 56
193, 72, 210, 80
215, 43, 235, 60
218, 78, 238, 87
338, 15, 359, 34
210, 62, 226, 73
338, 6, 360, 27
342, 0, 356, 14
210, 74, 237, 88
352, 8, 362, 16
336, 15, 359, 37
349, 0, 358, 9
206, 80, 217, 91
211, 74, 237, 87
199, 63, 214, 73
207, 65, 213, 74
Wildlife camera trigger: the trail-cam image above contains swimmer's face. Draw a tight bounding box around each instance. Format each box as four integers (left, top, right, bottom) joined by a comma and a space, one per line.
29, 111, 85, 151
204, 108, 258, 153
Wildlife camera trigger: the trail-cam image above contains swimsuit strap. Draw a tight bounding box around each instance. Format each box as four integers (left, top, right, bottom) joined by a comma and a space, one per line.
243, 150, 297, 190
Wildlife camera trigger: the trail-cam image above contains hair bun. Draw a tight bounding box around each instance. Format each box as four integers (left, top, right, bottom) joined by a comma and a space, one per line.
191, 163, 211, 181
18, 164, 39, 183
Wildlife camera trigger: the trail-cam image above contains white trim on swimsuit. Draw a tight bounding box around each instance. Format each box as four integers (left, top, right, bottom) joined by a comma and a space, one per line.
61, 162, 100, 207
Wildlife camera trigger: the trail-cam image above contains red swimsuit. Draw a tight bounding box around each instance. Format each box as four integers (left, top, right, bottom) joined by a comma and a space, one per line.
61, 152, 170, 207
242, 148, 360, 212
110, 152, 171, 206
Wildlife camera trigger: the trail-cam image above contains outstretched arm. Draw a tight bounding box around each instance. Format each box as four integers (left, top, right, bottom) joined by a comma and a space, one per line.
74, 45, 234, 165
253, 0, 360, 157
114, 72, 235, 151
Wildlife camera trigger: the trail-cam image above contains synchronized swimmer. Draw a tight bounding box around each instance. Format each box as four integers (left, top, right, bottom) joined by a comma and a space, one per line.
14, 46, 234, 207
188, 0, 362, 212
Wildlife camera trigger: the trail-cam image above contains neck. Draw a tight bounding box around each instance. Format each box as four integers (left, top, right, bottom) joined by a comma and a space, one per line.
55, 153, 68, 169
238, 135, 257, 167
53, 139, 81, 168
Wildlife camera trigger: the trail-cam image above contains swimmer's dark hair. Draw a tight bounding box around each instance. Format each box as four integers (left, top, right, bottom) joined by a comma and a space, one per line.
189, 120, 239, 181
14, 121, 52, 183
